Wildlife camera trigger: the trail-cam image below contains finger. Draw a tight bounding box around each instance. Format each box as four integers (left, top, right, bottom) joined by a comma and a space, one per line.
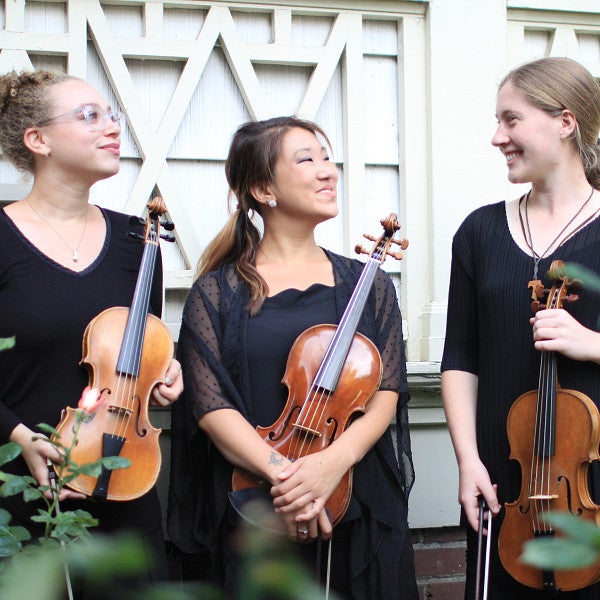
151, 388, 170, 407
295, 498, 321, 521
318, 510, 333, 539
277, 459, 302, 481
293, 518, 318, 544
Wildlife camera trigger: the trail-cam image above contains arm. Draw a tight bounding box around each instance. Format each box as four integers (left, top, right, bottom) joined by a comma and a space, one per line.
441, 370, 500, 531
270, 389, 397, 522
200, 408, 331, 539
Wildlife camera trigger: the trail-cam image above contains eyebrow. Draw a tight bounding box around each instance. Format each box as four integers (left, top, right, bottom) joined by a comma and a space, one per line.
293, 146, 328, 155
495, 109, 523, 120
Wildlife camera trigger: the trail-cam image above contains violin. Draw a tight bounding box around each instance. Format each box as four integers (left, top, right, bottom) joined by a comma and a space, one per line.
230, 214, 408, 528
54, 197, 176, 501
498, 259, 600, 591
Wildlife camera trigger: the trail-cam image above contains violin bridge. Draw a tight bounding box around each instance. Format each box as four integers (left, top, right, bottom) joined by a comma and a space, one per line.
529, 494, 560, 501
107, 405, 132, 418
293, 424, 322, 437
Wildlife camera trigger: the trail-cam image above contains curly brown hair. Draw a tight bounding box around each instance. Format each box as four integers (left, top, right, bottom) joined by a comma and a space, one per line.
0, 69, 75, 174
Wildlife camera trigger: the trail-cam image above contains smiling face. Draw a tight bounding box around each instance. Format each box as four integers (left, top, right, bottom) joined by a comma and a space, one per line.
491, 81, 565, 185
265, 126, 339, 224
38, 79, 121, 185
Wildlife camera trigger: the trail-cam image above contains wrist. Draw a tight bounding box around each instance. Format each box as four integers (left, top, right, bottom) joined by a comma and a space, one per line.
9, 423, 32, 446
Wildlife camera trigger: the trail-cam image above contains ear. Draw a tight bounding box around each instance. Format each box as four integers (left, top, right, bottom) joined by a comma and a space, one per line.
23, 126, 50, 158
250, 183, 275, 206
559, 109, 577, 139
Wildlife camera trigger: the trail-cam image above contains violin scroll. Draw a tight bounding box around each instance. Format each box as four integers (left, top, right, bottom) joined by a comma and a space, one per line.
528, 260, 582, 313
127, 197, 176, 243
355, 213, 409, 262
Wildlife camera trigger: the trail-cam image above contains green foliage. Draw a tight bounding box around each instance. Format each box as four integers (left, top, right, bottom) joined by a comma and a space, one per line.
0, 337, 15, 352
521, 512, 600, 570
0, 409, 130, 556
235, 500, 339, 600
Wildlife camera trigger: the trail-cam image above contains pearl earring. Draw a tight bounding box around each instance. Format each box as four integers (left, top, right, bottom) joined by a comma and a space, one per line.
267, 199, 277, 208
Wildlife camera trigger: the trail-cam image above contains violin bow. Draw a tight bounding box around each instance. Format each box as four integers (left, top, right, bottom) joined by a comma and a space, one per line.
475, 496, 492, 600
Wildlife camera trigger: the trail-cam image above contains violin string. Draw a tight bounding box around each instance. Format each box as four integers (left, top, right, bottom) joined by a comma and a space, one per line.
112, 227, 158, 441
292, 257, 378, 460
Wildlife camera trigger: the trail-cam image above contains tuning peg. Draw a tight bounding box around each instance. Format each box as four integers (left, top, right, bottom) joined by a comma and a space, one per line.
128, 216, 145, 227
127, 232, 144, 241
161, 220, 175, 231
387, 251, 405, 261
160, 234, 176, 243
355, 244, 370, 256
390, 238, 409, 250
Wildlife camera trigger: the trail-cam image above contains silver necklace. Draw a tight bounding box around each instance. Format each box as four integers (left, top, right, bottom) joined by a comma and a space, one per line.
26, 198, 89, 262
522, 186, 595, 279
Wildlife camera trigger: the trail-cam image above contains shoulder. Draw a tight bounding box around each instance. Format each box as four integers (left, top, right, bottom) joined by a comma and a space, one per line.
188, 263, 245, 312
99, 207, 138, 238
325, 249, 364, 278
453, 201, 507, 245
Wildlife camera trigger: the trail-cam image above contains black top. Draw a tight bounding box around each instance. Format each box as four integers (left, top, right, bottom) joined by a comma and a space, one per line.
0, 207, 163, 444
246, 283, 337, 426
0, 208, 168, 579
442, 201, 600, 500
441, 201, 600, 597
169, 250, 417, 599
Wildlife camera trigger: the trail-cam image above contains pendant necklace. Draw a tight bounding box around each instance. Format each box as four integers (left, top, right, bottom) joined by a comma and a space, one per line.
519, 186, 595, 279
26, 198, 89, 263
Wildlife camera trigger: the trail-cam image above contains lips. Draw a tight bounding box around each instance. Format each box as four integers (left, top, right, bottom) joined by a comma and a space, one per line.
100, 143, 120, 156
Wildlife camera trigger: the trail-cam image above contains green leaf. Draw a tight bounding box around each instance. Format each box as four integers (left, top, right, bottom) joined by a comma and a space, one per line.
0, 533, 22, 557
22, 487, 43, 503
564, 263, 600, 293
0, 443, 22, 467
0, 337, 15, 352
544, 512, 600, 548
10, 526, 31, 542
98, 456, 130, 470
522, 537, 600, 570
0, 477, 28, 497
35, 423, 60, 438
74, 463, 102, 477
0, 509, 13, 526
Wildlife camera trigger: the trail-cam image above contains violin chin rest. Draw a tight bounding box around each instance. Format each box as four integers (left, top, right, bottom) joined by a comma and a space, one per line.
228, 488, 287, 534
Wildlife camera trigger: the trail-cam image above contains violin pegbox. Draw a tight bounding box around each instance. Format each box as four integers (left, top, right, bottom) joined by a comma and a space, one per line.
355, 213, 409, 264
528, 260, 581, 313
127, 197, 175, 243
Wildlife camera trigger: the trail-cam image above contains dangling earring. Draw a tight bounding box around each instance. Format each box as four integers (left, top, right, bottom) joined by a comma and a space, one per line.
267, 199, 277, 208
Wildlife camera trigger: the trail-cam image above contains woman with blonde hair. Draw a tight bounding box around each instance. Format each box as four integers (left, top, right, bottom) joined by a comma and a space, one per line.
442, 57, 600, 598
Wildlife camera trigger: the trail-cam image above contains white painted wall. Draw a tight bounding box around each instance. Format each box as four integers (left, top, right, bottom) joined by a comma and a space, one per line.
0, 0, 599, 529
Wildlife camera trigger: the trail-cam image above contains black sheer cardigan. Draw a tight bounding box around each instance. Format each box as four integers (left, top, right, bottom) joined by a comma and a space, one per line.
168, 249, 414, 588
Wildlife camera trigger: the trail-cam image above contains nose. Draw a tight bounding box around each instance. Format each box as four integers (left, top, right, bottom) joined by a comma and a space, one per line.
102, 113, 122, 135
491, 124, 509, 147
318, 159, 338, 180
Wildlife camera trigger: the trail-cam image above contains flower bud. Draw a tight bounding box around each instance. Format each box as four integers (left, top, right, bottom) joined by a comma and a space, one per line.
77, 386, 103, 413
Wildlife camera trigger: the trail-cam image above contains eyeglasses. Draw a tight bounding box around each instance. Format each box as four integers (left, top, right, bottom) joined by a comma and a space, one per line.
38, 105, 124, 131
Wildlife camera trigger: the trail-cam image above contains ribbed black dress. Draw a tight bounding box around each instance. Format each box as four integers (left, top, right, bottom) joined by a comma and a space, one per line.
442, 201, 600, 599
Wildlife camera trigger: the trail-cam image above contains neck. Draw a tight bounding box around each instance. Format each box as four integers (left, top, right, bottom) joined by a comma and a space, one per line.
257, 230, 322, 265
27, 184, 90, 222
528, 160, 592, 213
